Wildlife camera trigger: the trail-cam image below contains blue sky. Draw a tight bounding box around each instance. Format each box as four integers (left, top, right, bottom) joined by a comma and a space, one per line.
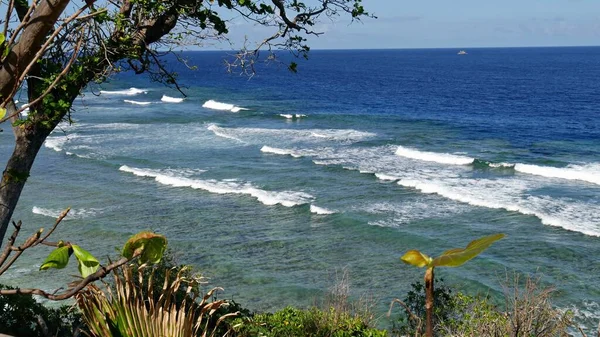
216, 0, 600, 49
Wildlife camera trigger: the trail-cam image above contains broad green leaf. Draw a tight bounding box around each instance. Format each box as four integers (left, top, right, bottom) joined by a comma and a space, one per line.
122, 231, 167, 264
401, 250, 432, 268
0, 33, 5, 46
40, 246, 71, 270
432, 233, 505, 267
0, 107, 6, 120
72, 244, 100, 278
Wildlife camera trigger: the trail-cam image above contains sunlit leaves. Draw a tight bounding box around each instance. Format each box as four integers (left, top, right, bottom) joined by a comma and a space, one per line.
40, 246, 71, 270
72, 244, 100, 278
401, 250, 432, 268
432, 233, 505, 267
122, 232, 167, 264
0, 107, 6, 120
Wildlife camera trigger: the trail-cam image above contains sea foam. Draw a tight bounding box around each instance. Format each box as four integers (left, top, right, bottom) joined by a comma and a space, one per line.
32, 206, 101, 219
202, 100, 247, 112
515, 163, 600, 186
120, 166, 313, 208
124, 99, 152, 105
395, 146, 474, 165
161, 95, 184, 103
310, 204, 336, 215
260, 146, 302, 158
100, 87, 147, 95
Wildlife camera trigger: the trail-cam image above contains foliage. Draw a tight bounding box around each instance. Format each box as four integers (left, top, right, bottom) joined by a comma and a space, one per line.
76, 263, 234, 337
232, 306, 388, 337
0, 284, 86, 337
392, 279, 460, 336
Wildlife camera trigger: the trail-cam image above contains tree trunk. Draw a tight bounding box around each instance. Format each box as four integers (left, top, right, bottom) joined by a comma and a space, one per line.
424, 267, 435, 337
0, 126, 51, 248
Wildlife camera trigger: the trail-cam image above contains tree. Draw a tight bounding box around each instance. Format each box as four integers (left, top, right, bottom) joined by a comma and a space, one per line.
0, 0, 371, 247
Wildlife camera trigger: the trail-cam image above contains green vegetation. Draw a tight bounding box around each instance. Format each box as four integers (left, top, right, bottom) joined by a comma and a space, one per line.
400, 233, 505, 337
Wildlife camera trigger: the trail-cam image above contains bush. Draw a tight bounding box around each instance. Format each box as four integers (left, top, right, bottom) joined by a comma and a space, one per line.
232, 306, 388, 337
0, 284, 85, 337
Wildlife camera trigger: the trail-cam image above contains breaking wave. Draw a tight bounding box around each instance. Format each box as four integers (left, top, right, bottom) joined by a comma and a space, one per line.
100, 87, 147, 95
260, 146, 302, 158
514, 163, 600, 186
395, 145, 474, 165
161, 95, 184, 103
124, 99, 152, 105
202, 100, 247, 112
120, 166, 313, 208
280, 114, 307, 119
310, 204, 336, 215
32, 206, 102, 219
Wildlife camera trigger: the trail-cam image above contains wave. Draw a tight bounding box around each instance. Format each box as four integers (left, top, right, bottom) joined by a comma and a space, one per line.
120, 166, 313, 207
396, 146, 474, 165
202, 100, 247, 112
44, 135, 71, 152
32, 206, 101, 219
514, 163, 600, 186
374, 173, 401, 181
280, 114, 307, 119
161, 95, 184, 103
310, 204, 336, 215
260, 146, 302, 158
397, 178, 600, 237
124, 99, 152, 105
100, 87, 147, 95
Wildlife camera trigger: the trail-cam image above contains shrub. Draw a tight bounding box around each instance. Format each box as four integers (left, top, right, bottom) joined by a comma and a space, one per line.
232, 306, 388, 337
0, 284, 85, 337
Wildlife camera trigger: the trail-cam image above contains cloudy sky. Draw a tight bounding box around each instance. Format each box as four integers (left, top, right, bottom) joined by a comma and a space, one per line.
215, 0, 600, 50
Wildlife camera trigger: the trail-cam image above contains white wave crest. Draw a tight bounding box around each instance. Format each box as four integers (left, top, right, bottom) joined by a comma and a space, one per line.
120, 166, 313, 207
161, 95, 184, 103
260, 146, 302, 158
514, 163, 600, 186
395, 146, 474, 165
124, 99, 152, 105
100, 87, 147, 95
279, 114, 307, 119
310, 204, 336, 215
397, 178, 600, 237
202, 100, 247, 112
32, 206, 101, 219
374, 173, 401, 181
44, 135, 71, 152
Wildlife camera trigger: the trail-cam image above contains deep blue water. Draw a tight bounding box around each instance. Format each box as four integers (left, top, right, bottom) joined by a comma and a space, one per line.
1, 47, 599, 329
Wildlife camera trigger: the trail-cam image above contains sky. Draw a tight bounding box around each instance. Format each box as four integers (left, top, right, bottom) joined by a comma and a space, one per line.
215, 0, 600, 50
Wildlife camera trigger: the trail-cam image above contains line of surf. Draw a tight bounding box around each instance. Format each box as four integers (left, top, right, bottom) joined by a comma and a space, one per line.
161, 95, 184, 103
260, 146, 303, 158
100, 87, 147, 95
203, 100, 248, 112
119, 165, 313, 208
124, 99, 152, 105
514, 163, 600, 186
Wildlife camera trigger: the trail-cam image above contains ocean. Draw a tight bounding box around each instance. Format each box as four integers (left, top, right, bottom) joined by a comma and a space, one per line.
1, 47, 599, 329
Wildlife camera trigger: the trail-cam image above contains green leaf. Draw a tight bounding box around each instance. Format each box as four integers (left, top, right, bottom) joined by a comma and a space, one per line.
432, 233, 505, 267
0, 32, 5, 46
401, 250, 432, 268
0, 107, 6, 120
72, 244, 100, 278
122, 231, 167, 264
40, 246, 71, 270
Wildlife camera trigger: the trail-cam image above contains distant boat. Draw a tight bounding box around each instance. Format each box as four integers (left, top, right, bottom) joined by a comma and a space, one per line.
457, 50, 468, 55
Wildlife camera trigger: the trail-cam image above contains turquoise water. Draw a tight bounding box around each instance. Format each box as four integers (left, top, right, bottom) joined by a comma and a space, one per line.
1, 47, 599, 329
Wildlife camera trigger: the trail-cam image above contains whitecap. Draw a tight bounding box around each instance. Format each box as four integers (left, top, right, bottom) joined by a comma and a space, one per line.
207, 124, 245, 143
395, 146, 474, 165
120, 166, 313, 208
202, 100, 247, 112
374, 173, 401, 181
310, 204, 336, 215
161, 95, 184, 103
100, 87, 147, 95
280, 114, 294, 119
32, 206, 102, 219
124, 99, 152, 105
260, 146, 302, 158
514, 163, 600, 186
